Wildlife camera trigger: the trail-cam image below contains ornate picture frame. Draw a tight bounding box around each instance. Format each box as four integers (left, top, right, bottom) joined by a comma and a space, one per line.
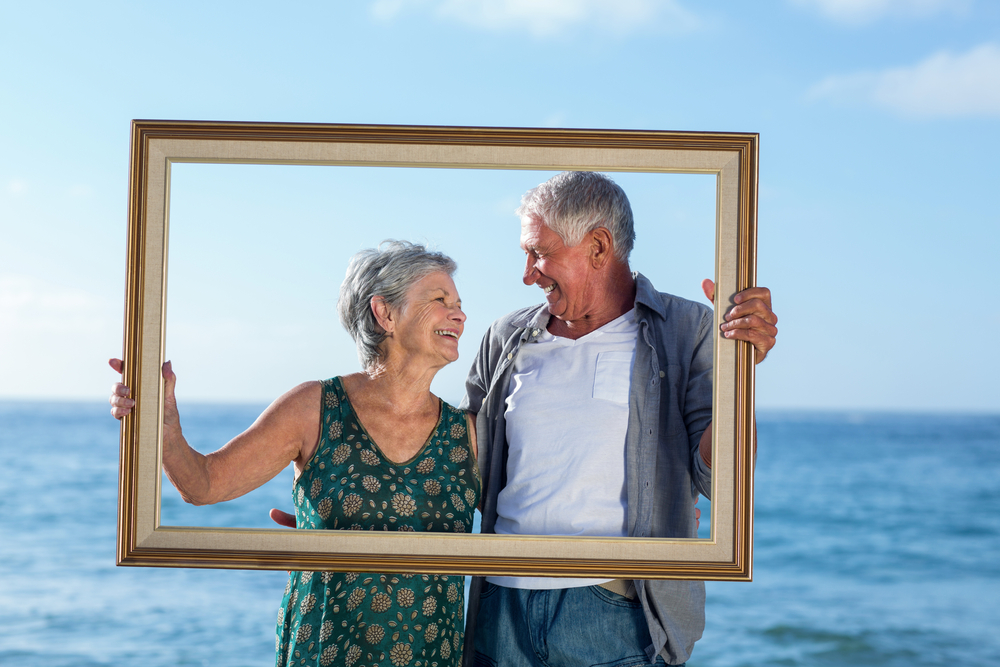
118, 120, 758, 580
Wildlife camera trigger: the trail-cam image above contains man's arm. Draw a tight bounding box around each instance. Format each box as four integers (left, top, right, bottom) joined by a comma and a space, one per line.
686, 305, 715, 496
697, 280, 778, 468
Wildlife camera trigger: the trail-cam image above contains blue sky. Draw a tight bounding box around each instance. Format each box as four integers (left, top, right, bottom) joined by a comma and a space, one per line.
1, 0, 998, 411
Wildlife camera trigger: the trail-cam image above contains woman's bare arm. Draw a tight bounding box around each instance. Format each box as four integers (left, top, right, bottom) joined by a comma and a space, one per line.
109, 358, 321, 506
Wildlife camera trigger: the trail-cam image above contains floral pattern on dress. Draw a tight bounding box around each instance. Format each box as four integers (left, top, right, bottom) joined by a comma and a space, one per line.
276, 377, 480, 667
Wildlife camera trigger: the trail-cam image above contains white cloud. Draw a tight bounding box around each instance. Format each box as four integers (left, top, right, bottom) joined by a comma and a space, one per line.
0, 275, 120, 399
6, 179, 27, 194
371, 0, 699, 36
0, 275, 109, 335
371, 0, 414, 20
542, 111, 569, 127
807, 43, 1000, 118
789, 0, 969, 25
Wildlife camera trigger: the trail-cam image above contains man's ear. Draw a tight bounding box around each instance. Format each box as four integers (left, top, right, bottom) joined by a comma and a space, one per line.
589, 227, 615, 269
371, 296, 393, 335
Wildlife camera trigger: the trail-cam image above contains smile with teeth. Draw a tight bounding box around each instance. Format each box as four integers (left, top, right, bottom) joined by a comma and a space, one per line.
435, 330, 459, 339
543, 284, 556, 294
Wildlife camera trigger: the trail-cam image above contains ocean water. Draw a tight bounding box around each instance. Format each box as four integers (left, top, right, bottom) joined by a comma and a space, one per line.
1, 402, 998, 666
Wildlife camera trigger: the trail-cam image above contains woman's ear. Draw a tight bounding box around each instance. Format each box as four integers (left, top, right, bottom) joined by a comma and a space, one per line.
371, 296, 394, 335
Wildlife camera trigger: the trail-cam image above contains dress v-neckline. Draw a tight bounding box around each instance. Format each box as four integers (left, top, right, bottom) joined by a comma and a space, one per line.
335, 376, 444, 467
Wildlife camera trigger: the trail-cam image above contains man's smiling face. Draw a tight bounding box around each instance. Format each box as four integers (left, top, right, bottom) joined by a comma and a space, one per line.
519, 215, 602, 324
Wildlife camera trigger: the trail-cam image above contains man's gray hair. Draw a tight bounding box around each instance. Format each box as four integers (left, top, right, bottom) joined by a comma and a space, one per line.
338, 240, 457, 370
516, 171, 635, 261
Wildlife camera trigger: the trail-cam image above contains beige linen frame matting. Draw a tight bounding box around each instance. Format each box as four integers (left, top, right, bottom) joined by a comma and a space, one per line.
118, 120, 758, 581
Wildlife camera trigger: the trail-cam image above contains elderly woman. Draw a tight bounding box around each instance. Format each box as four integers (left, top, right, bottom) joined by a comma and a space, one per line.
109, 241, 479, 667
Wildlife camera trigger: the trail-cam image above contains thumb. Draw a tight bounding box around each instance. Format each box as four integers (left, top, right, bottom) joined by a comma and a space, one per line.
701, 278, 715, 303
269, 508, 297, 529
162, 361, 180, 423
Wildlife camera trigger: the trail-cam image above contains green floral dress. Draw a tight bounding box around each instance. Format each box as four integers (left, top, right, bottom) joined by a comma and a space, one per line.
276, 377, 480, 667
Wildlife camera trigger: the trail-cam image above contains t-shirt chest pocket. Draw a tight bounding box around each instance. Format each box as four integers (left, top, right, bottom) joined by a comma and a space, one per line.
593, 350, 635, 404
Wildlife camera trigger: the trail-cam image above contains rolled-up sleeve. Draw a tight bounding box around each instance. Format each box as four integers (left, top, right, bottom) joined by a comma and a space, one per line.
686, 307, 714, 498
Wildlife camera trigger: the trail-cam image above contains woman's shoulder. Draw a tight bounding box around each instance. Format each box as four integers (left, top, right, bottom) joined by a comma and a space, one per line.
438, 401, 475, 451
274, 380, 323, 408
315, 377, 352, 416
319, 376, 345, 390
439, 399, 469, 420
260, 381, 324, 430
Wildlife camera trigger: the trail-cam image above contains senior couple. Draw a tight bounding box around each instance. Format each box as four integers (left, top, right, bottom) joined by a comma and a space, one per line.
110, 171, 778, 667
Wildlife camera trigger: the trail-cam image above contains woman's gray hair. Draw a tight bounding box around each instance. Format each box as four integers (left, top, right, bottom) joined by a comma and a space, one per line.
516, 171, 635, 261
338, 240, 457, 371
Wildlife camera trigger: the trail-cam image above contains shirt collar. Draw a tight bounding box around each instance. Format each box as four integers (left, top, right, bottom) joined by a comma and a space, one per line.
633, 271, 666, 319
510, 272, 663, 332
510, 304, 551, 331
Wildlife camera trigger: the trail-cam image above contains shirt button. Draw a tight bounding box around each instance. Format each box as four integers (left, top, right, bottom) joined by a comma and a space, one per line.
507, 353, 513, 360
532, 329, 540, 336
659, 371, 665, 378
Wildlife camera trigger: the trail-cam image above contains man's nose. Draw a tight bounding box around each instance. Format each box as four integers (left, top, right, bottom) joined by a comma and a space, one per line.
522, 256, 537, 285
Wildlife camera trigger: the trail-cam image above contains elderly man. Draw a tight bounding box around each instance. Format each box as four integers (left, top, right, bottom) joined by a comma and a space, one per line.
461, 171, 777, 667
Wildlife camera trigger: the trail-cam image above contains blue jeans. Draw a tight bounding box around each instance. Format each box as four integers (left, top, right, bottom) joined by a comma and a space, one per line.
472, 582, 677, 667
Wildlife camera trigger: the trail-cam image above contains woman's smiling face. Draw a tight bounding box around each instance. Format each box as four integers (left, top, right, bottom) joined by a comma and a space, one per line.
389, 271, 466, 367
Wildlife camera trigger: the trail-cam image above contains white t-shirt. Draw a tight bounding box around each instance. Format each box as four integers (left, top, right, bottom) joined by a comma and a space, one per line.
487, 309, 638, 589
